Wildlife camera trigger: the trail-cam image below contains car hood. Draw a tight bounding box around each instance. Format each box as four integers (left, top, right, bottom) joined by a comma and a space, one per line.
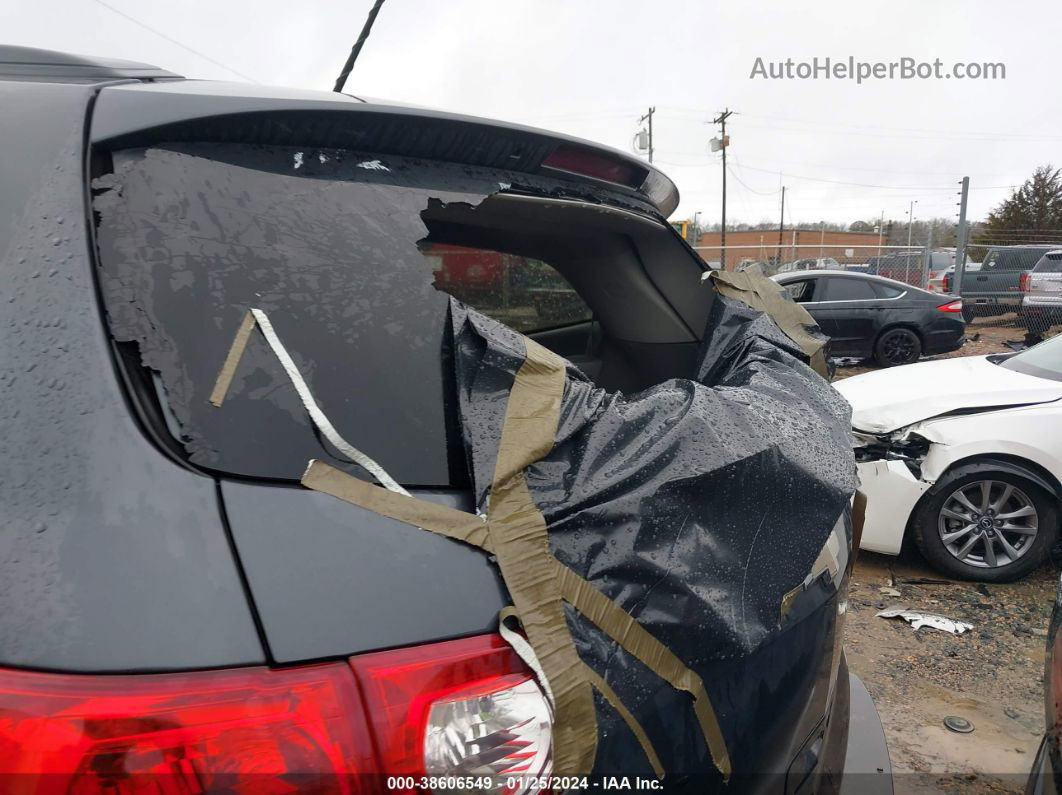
833, 355, 1062, 433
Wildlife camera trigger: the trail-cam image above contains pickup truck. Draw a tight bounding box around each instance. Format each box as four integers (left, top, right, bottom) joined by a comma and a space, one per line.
958, 244, 1056, 320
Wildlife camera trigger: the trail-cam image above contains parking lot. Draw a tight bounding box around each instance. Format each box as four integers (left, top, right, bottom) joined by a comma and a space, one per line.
839, 314, 1059, 793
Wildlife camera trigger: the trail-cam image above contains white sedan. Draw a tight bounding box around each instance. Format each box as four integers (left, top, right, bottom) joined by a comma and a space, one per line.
834, 336, 1062, 582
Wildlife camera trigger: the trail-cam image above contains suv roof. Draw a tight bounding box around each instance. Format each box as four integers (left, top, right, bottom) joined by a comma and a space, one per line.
0, 44, 181, 80
3, 45, 680, 216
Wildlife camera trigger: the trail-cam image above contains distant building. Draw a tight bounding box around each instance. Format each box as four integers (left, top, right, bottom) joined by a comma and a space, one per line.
694, 228, 885, 269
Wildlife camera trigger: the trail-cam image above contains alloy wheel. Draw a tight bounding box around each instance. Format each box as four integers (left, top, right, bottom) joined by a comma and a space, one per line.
937, 480, 1039, 568
880, 329, 918, 365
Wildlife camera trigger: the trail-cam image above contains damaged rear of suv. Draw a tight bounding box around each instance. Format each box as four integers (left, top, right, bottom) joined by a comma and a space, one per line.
0, 46, 890, 792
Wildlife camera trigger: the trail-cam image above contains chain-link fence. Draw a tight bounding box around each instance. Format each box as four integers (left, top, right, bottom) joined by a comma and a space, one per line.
691, 243, 946, 289
691, 240, 1062, 339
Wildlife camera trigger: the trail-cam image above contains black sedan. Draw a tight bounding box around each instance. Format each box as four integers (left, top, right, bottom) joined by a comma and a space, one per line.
773, 270, 966, 367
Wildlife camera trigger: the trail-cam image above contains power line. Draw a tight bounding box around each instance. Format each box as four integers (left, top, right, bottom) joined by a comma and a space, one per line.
727, 156, 1021, 179
89, 0, 256, 82
656, 158, 988, 191
516, 109, 640, 123
653, 105, 1062, 142
727, 162, 1018, 192
738, 111, 1062, 143
736, 121, 1062, 145
726, 165, 780, 196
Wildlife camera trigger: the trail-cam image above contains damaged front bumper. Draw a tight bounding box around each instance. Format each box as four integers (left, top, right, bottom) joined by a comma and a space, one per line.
853, 460, 929, 555
852, 431, 935, 556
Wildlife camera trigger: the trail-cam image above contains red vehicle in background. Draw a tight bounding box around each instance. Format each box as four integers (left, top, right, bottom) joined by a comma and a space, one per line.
423, 242, 505, 295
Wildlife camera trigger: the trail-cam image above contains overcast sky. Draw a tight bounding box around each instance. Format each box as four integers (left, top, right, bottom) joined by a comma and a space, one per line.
6, 0, 1060, 228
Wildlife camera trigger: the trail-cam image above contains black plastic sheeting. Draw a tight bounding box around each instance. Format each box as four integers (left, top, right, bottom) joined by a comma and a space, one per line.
451, 297, 856, 785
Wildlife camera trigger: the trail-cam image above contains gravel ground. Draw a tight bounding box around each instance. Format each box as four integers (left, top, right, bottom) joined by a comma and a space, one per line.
835, 314, 1060, 792
847, 551, 1056, 793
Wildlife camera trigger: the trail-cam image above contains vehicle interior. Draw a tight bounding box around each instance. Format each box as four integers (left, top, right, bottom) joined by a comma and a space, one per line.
419, 193, 711, 393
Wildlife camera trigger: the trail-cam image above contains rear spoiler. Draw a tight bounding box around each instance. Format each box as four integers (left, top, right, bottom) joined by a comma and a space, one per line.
90, 82, 679, 217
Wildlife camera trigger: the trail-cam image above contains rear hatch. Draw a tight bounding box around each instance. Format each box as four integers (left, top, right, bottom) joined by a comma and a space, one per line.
88, 85, 691, 664
84, 83, 851, 787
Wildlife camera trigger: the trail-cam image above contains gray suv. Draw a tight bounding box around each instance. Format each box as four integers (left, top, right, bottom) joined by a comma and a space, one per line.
0, 45, 890, 792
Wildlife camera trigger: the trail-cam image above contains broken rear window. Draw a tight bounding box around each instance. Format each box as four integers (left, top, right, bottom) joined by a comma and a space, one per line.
92, 143, 514, 486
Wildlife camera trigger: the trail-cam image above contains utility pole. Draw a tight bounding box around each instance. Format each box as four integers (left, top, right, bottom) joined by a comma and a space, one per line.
905, 200, 918, 284
877, 210, 884, 258
922, 226, 934, 290
638, 107, 655, 164
954, 177, 971, 295
776, 185, 786, 266
712, 108, 733, 269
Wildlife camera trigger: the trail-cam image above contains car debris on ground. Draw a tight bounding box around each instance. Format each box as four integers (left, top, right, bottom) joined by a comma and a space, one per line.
876, 606, 974, 634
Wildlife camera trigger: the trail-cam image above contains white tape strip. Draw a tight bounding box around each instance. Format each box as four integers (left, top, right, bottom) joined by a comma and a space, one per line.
499, 610, 556, 710
249, 308, 410, 496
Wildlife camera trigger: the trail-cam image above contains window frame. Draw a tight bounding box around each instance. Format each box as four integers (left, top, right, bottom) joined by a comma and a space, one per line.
780, 277, 819, 303
817, 276, 880, 303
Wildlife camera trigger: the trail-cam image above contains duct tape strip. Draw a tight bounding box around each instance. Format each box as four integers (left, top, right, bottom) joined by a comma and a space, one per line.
484, 337, 598, 777
209, 311, 256, 407
303, 459, 663, 777
499, 608, 664, 780
302, 460, 489, 548
578, 662, 665, 780
780, 521, 844, 624
209, 309, 409, 496
292, 330, 726, 779
554, 563, 732, 781
809, 527, 842, 583
707, 270, 828, 377
499, 607, 555, 706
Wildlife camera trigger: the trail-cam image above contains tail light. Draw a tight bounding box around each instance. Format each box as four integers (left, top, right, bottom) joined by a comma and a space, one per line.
541, 144, 643, 187
937, 299, 963, 313
0, 662, 373, 793
352, 634, 552, 793
1020, 272, 1032, 292
0, 635, 551, 794
942, 273, 951, 293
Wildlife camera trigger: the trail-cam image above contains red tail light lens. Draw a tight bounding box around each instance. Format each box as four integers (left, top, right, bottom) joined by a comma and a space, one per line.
0, 635, 550, 794
942, 273, 951, 294
0, 662, 374, 793
937, 299, 963, 313
351, 634, 552, 793
1020, 272, 1031, 292
541, 144, 642, 187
